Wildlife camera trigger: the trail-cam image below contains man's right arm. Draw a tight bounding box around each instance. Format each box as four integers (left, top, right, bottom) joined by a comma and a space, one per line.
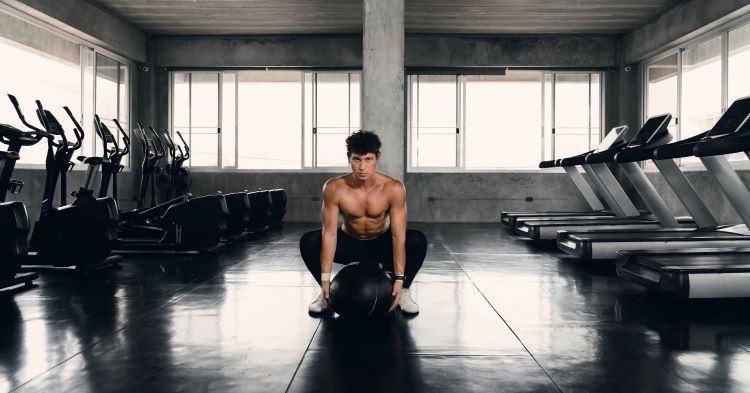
319, 180, 339, 302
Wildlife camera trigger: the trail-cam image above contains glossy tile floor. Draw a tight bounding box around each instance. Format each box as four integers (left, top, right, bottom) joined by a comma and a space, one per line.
2, 223, 750, 392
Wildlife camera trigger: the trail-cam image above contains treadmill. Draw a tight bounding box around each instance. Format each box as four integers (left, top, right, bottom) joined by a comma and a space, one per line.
616, 110, 750, 298
500, 125, 630, 227
558, 96, 750, 260
515, 114, 695, 241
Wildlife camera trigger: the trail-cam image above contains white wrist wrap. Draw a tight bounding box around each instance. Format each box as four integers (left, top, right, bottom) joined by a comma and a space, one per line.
321, 272, 331, 282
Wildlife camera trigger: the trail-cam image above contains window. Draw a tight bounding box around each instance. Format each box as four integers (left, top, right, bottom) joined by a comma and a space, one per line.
409, 75, 458, 168
465, 72, 542, 169
306, 72, 361, 167
728, 22, 750, 104
644, 17, 750, 165
170, 70, 360, 170
238, 71, 301, 169
548, 73, 601, 161
681, 37, 723, 140
0, 9, 131, 167
89, 53, 130, 166
645, 53, 678, 138
408, 70, 602, 170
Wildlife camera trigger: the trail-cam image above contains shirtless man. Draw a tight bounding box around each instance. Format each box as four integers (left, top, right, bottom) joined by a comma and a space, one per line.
299, 130, 427, 315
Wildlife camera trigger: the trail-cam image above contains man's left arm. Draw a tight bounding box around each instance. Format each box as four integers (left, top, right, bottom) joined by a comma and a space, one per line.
389, 182, 407, 312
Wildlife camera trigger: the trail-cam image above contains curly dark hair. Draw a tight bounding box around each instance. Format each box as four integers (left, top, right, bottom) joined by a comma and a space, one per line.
346, 130, 381, 158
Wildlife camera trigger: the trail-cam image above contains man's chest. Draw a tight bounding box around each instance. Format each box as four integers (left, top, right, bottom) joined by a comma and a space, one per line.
339, 194, 389, 218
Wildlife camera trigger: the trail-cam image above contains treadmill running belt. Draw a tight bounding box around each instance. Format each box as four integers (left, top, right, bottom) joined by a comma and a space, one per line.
629, 253, 750, 273
565, 230, 745, 242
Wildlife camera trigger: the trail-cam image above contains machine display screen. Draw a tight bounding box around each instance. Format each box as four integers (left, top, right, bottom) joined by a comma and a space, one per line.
594, 125, 628, 153
627, 114, 670, 147
706, 96, 750, 138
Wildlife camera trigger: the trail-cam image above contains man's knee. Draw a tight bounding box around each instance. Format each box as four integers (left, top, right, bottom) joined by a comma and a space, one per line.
299, 230, 322, 257
406, 229, 427, 266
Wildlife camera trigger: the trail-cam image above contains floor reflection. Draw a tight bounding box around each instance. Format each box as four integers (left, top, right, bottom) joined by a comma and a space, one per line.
1, 223, 750, 392
291, 313, 423, 393
0, 296, 23, 392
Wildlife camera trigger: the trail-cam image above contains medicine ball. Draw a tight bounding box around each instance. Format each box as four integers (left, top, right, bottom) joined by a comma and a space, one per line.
329, 262, 393, 318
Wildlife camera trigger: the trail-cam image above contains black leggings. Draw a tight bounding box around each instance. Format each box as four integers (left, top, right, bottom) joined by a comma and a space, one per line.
300, 228, 427, 288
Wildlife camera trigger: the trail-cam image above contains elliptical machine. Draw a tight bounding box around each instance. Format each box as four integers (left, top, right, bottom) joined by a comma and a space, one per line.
163, 130, 191, 200
96, 115, 129, 200
101, 123, 228, 254
9, 95, 119, 271
0, 95, 50, 289
162, 130, 252, 239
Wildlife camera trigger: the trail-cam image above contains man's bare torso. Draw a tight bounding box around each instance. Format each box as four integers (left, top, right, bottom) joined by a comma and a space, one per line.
328, 172, 400, 240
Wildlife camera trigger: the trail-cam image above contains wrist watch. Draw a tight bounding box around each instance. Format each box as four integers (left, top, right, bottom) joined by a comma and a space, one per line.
393, 275, 406, 282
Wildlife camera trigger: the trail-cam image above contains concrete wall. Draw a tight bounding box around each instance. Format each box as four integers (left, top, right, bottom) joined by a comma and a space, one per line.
2, 0, 147, 62
187, 172, 341, 223
405, 172, 590, 222
406, 35, 618, 68
151, 34, 620, 69
622, 0, 750, 64
6, 168, 139, 224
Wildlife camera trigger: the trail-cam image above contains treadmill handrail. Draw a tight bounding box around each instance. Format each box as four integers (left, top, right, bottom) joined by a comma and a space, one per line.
616, 131, 707, 163
538, 125, 629, 168
586, 115, 671, 164
694, 130, 750, 157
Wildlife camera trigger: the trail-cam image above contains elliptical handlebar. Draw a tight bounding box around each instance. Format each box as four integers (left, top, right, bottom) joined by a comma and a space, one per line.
148, 126, 166, 159
5, 94, 52, 141
112, 119, 130, 157
162, 130, 177, 161
93, 115, 117, 160
62, 106, 84, 151
134, 122, 148, 154
176, 131, 190, 161
35, 101, 66, 150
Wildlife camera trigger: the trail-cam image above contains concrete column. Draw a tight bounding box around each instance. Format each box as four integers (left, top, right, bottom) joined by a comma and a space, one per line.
362, 0, 405, 180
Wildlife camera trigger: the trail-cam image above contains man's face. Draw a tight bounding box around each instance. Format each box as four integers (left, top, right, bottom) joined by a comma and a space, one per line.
349, 152, 379, 181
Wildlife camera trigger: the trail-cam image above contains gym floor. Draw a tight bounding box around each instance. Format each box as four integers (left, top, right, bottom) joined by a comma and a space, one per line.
2, 223, 750, 392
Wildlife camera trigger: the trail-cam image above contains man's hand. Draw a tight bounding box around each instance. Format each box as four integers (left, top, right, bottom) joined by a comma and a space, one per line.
322, 281, 331, 306
389, 280, 404, 312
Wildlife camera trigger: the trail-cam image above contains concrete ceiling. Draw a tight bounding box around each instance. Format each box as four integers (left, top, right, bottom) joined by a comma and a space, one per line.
89, 0, 687, 36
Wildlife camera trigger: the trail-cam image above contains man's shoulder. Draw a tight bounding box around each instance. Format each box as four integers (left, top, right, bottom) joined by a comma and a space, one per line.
377, 174, 405, 195
378, 173, 404, 188
324, 175, 348, 188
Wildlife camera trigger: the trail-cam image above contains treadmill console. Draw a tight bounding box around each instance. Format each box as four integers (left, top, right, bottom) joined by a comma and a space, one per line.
704, 95, 750, 139
594, 125, 629, 153
627, 114, 671, 148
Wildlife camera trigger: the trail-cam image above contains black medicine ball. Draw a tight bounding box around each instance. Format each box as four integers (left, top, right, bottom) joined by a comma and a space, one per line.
329, 262, 393, 318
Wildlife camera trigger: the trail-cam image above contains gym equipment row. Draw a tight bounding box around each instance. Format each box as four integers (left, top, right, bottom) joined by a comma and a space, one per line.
0, 94, 287, 291
502, 95, 750, 299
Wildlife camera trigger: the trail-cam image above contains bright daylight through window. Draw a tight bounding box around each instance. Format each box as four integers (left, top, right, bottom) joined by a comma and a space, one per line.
409, 70, 602, 170
171, 71, 360, 170
0, 12, 130, 167
645, 18, 750, 165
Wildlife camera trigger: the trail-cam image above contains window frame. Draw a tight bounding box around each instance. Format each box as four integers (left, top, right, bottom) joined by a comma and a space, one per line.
1, 4, 134, 170
168, 70, 223, 169
641, 13, 750, 168
169, 69, 362, 173
90, 51, 132, 167
407, 70, 605, 173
